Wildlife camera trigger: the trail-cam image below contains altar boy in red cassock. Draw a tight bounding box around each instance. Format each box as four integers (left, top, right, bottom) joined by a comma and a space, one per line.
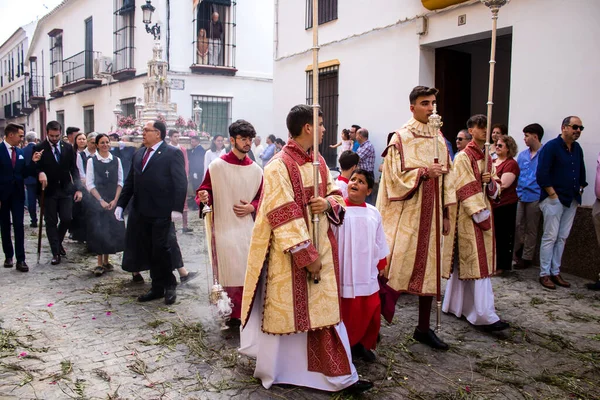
334, 169, 389, 362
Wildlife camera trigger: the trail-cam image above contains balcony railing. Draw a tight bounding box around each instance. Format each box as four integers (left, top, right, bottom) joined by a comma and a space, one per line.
63, 50, 99, 85
28, 74, 44, 99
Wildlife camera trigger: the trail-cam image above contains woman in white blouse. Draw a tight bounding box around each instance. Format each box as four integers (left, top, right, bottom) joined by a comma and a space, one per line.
85, 134, 126, 277
203, 134, 226, 179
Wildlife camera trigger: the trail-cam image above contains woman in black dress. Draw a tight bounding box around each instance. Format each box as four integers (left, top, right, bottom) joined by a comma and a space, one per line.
70, 132, 94, 242
85, 134, 126, 276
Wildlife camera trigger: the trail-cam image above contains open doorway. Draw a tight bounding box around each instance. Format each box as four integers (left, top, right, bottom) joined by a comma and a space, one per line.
435, 33, 512, 152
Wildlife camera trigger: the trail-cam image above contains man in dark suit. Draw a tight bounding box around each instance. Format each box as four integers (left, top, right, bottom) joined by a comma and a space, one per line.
187, 136, 205, 210
34, 121, 83, 265
23, 132, 39, 227
116, 120, 187, 305
1, 124, 42, 272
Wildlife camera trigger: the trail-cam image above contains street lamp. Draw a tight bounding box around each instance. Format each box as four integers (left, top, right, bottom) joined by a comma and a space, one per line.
113, 103, 122, 125
141, 0, 160, 40
193, 102, 203, 128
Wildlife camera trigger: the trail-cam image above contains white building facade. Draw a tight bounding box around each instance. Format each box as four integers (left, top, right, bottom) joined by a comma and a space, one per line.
25, 0, 273, 142
0, 22, 37, 136
273, 0, 600, 206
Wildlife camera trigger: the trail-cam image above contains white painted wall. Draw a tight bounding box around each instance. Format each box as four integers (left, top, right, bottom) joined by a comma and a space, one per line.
26, 0, 274, 142
273, 0, 600, 205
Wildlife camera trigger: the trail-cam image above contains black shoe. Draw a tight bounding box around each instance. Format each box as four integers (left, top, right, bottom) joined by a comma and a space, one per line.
51, 254, 61, 265
479, 320, 510, 332
182, 227, 194, 234
16, 261, 29, 272
3, 258, 13, 268
132, 273, 145, 284
514, 259, 532, 270
586, 280, 600, 291
59, 245, 66, 256
413, 328, 449, 351
93, 266, 105, 277
138, 289, 164, 302
164, 289, 177, 305
344, 380, 374, 395
102, 263, 114, 272
180, 271, 199, 284
30, 222, 38, 228
225, 318, 242, 328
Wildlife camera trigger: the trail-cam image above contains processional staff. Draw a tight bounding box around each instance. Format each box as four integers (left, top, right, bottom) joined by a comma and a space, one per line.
311, 0, 321, 267
428, 104, 443, 332
481, 0, 510, 183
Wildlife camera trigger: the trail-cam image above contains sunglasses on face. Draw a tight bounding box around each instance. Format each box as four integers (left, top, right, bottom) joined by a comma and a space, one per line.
456, 138, 465, 141
568, 124, 584, 131
496, 144, 504, 148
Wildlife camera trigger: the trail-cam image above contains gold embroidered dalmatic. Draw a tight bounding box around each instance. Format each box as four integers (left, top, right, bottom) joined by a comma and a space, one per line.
241, 141, 345, 335
377, 118, 455, 296
442, 141, 500, 280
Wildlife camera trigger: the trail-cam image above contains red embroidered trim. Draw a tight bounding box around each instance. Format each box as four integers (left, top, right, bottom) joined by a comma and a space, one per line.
457, 180, 482, 202
291, 261, 311, 332
266, 201, 304, 230
291, 245, 319, 269
307, 327, 351, 377
473, 220, 490, 278
328, 227, 342, 316
407, 178, 435, 293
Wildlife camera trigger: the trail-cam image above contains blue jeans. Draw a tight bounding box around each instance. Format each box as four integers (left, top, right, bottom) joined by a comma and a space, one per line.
539, 197, 577, 277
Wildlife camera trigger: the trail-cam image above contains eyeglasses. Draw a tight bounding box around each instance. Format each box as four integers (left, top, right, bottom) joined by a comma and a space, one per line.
456, 138, 464, 141
496, 144, 504, 148
143, 128, 158, 133
567, 124, 584, 131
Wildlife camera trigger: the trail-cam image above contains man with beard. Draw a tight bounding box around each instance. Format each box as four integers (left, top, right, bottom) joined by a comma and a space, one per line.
196, 120, 263, 326
535, 116, 587, 289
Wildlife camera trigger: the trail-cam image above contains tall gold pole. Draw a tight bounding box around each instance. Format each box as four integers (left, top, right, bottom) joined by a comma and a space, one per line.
311, 0, 320, 250
428, 104, 443, 332
481, 0, 509, 177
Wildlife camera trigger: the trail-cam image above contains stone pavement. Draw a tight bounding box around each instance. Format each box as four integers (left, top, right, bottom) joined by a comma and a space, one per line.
1, 217, 599, 399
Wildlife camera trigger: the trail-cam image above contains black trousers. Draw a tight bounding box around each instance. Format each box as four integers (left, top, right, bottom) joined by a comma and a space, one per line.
493, 202, 518, 270
44, 190, 73, 256
137, 213, 177, 291
0, 192, 25, 262
26, 183, 38, 224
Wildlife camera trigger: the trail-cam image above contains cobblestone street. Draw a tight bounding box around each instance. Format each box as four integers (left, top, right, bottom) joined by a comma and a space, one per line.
1, 218, 599, 399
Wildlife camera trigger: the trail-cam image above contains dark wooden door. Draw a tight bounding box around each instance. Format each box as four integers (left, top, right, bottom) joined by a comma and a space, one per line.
435, 48, 471, 152
85, 17, 93, 79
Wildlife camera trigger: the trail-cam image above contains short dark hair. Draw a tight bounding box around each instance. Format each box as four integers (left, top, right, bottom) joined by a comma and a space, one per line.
268, 134, 276, 143
46, 120, 62, 132
561, 116, 576, 128
523, 123, 544, 141
95, 133, 109, 145
168, 129, 180, 137
109, 132, 120, 140
351, 169, 374, 189
229, 119, 257, 139
5, 123, 24, 136
286, 104, 322, 138
341, 129, 350, 140
66, 127, 80, 136
191, 136, 201, 142
153, 121, 167, 140
275, 138, 286, 146
492, 123, 508, 136
467, 114, 487, 129
339, 150, 359, 171
351, 124, 361, 132
409, 86, 439, 105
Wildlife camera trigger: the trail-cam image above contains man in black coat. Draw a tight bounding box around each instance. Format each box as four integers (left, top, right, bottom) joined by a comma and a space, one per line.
34, 121, 83, 265
1, 124, 42, 272
116, 120, 187, 305
187, 136, 205, 209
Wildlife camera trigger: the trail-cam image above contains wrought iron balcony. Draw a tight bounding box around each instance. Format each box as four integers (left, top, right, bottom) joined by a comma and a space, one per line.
28, 74, 45, 106
61, 50, 102, 92
3, 104, 11, 119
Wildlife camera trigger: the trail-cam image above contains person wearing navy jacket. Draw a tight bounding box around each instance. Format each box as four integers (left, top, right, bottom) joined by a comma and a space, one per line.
536, 116, 587, 289
0, 124, 42, 272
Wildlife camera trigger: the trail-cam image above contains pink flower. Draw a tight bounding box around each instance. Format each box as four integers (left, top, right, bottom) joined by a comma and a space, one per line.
465, 386, 471, 394
47, 303, 54, 307
106, 311, 112, 316
18, 352, 28, 358
92, 316, 96, 320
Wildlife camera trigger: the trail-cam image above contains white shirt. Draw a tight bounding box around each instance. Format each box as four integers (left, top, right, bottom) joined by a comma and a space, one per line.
252, 143, 265, 167
76, 148, 96, 181
86, 152, 124, 192
203, 148, 226, 179
142, 141, 163, 171
4, 141, 15, 160
333, 204, 390, 298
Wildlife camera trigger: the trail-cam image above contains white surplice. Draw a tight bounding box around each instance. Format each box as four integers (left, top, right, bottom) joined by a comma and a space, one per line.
442, 272, 500, 326
239, 270, 358, 391
333, 204, 389, 299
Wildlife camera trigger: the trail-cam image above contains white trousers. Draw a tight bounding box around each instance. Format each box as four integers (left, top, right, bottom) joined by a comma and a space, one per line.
442, 272, 500, 326
239, 272, 358, 391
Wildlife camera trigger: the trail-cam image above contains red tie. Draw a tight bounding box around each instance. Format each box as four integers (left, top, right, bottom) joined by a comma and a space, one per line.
11, 147, 16, 168
142, 147, 154, 169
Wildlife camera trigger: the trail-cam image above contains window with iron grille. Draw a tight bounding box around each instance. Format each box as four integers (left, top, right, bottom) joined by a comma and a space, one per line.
113, 0, 135, 73
56, 110, 65, 131
191, 95, 232, 137
49, 34, 63, 90
120, 97, 136, 118
192, 1, 236, 68
306, 0, 338, 29
306, 65, 339, 168
83, 105, 95, 133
